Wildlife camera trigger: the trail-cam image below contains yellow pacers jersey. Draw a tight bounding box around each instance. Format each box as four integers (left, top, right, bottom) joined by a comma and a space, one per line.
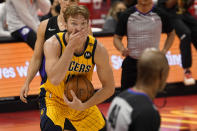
42, 32, 97, 100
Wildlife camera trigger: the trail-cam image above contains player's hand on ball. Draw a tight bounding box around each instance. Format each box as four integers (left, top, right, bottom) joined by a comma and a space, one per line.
63, 90, 86, 111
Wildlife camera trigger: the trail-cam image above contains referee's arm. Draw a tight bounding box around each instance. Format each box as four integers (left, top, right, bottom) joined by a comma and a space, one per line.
162, 29, 176, 54
114, 35, 125, 53
113, 11, 130, 57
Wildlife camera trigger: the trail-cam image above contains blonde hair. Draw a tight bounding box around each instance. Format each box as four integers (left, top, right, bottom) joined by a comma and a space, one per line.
63, 5, 89, 22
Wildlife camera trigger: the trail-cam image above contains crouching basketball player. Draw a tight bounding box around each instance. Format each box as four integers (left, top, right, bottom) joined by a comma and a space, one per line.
39, 5, 115, 131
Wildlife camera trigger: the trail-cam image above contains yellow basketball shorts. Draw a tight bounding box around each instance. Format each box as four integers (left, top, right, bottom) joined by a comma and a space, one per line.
39, 88, 106, 131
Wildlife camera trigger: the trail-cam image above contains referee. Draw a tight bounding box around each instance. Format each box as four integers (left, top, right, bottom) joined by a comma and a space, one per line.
107, 48, 169, 131
113, 0, 175, 91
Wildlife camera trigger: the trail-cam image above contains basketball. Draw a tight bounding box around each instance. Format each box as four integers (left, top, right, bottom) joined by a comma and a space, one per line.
64, 75, 95, 102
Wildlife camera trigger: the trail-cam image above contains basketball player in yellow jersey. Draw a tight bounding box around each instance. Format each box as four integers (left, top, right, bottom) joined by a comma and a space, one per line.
41, 5, 115, 131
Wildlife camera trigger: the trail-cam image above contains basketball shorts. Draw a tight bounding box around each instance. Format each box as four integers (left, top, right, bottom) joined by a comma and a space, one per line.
39, 88, 106, 131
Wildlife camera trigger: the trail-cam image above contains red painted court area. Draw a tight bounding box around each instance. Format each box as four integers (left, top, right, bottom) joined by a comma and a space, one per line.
0, 95, 197, 131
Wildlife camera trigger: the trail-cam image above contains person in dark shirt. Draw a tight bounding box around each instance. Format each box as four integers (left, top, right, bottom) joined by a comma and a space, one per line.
158, 0, 197, 86
107, 48, 169, 131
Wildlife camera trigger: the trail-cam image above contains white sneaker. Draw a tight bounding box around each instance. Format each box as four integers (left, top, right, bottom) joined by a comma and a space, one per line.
184, 70, 196, 86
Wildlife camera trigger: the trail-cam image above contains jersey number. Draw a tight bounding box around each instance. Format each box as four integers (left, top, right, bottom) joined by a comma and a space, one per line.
108, 104, 121, 129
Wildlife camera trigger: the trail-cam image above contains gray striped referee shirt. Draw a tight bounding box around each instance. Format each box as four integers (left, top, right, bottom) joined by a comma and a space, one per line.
116, 6, 173, 59
107, 89, 161, 131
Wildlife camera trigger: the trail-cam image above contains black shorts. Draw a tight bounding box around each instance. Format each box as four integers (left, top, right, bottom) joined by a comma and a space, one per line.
121, 56, 138, 90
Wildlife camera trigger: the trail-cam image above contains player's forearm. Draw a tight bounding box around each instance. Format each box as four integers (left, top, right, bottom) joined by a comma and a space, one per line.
48, 47, 74, 85
114, 35, 125, 53
162, 30, 175, 53
84, 84, 115, 109
25, 56, 42, 85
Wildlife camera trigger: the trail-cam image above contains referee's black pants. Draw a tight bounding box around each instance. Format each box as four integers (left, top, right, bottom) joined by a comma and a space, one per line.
172, 12, 197, 69
121, 56, 138, 91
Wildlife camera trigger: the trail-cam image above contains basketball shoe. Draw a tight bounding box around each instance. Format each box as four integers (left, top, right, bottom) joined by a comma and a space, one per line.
184, 69, 195, 86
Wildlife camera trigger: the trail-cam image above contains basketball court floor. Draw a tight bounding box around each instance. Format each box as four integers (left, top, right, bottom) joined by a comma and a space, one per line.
0, 94, 197, 131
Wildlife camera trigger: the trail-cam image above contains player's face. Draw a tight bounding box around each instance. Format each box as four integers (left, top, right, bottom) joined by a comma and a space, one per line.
66, 15, 88, 35
138, 0, 152, 6
59, 0, 79, 12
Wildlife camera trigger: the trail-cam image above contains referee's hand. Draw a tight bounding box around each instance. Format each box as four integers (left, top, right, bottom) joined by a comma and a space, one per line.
121, 48, 130, 57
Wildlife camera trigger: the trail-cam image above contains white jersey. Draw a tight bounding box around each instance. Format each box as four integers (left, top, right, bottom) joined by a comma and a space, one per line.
6, 0, 51, 33
0, 2, 10, 37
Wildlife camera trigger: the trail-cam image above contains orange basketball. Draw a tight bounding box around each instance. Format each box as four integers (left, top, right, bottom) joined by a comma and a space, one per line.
64, 75, 94, 102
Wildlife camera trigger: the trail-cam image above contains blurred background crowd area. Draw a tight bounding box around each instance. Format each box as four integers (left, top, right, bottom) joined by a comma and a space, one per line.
0, 0, 197, 38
